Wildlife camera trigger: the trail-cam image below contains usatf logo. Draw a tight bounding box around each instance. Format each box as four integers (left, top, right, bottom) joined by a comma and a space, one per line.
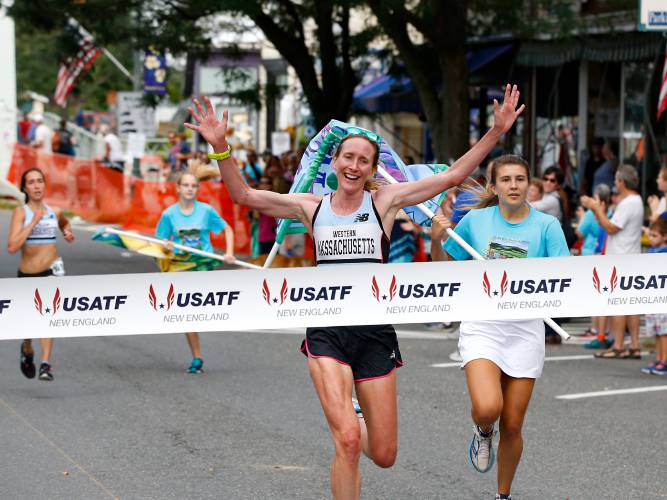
371, 275, 461, 303
149, 284, 175, 310
261, 278, 352, 306
482, 272, 508, 298
150, 284, 240, 310
371, 275, 397, 302
593, 266, 667, 294
0, 299, 12, 314
592, 267, 618, 294
262, 279, 288, 305
34, 288, 127, 315
34, 288, 62, 315
482, 271, 571, 299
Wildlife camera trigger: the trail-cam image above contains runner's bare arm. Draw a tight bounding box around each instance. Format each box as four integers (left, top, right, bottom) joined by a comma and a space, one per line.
429, 214, 452, 262
375, 84, 525, 211
56, 208, 75, 242
184, 96, 320, 221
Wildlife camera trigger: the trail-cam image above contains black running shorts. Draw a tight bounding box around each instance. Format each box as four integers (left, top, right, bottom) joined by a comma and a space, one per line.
300, 324, 403, 382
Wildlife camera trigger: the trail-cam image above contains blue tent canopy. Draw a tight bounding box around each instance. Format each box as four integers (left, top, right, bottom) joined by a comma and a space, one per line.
353, 44, 513, 113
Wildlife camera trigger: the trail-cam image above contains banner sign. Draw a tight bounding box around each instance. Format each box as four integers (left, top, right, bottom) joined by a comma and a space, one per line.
143, 49, 167, 95
0, 254, 665, 340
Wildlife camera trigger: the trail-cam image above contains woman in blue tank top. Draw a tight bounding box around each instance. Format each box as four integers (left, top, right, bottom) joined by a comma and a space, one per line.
7, 168, 75, 382
187, 85, 524, 499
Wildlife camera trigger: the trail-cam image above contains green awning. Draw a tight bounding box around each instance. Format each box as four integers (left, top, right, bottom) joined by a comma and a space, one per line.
517, 33, 663, 67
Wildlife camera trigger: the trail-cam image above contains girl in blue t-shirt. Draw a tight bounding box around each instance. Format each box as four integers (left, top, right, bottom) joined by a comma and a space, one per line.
156, 172, 235, 374
431, 155, 568, 500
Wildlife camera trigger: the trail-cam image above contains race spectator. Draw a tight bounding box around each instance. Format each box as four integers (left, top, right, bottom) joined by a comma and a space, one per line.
53, 119, 76, 156
167, 131, 192, 174
530, 166, 563, 220
31, 114, 52, 152
641, 218, 667, 375
582, 165, 644, 359
575, 184, 611, 343
592, 141, 618, 193
17, 113, 34, 145
266, 155, 290, 194
241, 150, 263, 187
648, 166, 667, 223
100, 124, 125, 172
527, 178, 544, 204
389, 211, 417, 263
580, 137, 605, 196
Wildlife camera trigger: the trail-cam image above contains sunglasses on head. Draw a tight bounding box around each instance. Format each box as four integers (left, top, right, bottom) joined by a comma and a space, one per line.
344, 126, 380, 144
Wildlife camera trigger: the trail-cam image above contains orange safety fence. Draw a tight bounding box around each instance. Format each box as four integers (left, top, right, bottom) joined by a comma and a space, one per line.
7, 144, 251, 255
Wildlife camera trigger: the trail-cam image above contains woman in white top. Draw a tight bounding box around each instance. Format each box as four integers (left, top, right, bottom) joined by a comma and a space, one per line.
186, 86, 524, 500
431, 155, 569, 500
7, 168, 75, 381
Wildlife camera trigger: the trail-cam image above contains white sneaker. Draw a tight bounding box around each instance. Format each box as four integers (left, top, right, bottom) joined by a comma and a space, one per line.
469, 425, 495, 473
449, 350, 463, 362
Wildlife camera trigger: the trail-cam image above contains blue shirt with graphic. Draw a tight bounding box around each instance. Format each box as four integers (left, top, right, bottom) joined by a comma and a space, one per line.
443, 205, 569, 260
156, 201, 226, 254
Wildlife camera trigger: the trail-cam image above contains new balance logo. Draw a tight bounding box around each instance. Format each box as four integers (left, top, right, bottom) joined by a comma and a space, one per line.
354, 213, 369, 222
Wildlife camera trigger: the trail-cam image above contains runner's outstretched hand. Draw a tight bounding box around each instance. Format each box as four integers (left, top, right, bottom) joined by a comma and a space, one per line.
491, 84, 525, 135
185, 97, 229, 151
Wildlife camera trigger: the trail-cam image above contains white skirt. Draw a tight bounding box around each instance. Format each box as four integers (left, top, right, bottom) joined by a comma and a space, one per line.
458, 319, 545, 379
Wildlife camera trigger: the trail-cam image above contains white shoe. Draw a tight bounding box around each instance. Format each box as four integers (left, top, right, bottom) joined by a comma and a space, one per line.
449, 350, 463, 362
469, 425, 495, 473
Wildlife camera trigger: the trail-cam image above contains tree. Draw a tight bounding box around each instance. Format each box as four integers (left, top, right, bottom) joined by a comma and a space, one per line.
9, 0, 377, 129
367, 1, 470, 162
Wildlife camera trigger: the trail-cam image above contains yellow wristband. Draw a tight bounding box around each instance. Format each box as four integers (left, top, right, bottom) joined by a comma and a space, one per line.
208, 145, 232, 161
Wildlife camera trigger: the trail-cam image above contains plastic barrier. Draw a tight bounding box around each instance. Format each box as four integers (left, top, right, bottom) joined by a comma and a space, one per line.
7, 144, 251, 254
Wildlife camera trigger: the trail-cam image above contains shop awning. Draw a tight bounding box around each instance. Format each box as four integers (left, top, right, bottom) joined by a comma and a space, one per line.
516, 32, 663, 67
353, 43, 513, 113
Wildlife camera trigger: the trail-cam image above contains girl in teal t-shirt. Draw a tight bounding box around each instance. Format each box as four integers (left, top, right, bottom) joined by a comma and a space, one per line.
156, 172, 235, 374
431, 155, 568, 500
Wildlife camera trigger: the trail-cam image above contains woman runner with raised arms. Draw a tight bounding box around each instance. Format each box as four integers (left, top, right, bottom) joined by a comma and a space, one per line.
186, 85, 524, 499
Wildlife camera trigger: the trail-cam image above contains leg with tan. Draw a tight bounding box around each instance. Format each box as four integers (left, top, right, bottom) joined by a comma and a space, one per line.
354, 372, 398, 468
464, 359, 503, 473
308, 357, 362, 500
497, 375, 535, 496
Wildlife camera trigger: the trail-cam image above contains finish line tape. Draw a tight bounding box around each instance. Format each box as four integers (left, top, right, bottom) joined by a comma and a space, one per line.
0, 254, 665, 340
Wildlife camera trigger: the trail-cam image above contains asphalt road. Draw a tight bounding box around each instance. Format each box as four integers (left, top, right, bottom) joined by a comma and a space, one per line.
0, 209, 665, 499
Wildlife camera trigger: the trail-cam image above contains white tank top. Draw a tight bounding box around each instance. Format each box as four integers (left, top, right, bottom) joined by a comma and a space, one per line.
312, 191, 389, 265
22, 204, 58, 245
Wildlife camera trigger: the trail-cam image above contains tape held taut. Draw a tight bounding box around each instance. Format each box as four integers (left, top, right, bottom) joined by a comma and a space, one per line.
0, 254, 665, 340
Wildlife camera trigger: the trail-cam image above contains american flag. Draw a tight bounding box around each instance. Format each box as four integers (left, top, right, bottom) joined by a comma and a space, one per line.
53, 21, 102, 108
658, 42, 667, 120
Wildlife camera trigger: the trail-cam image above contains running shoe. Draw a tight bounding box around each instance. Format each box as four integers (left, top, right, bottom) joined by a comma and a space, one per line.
449, 350, 463, 362
651, 362, 667, 376
641, 362, 658, 374
186, 357, 204, 374
20, 343, 36, 379
38, 363, 53, 381
352, 398, 364, 418
495, 494, 512, 500
584, 338, 613, 349
574, 328, 598, 339
469, 425, 495, 473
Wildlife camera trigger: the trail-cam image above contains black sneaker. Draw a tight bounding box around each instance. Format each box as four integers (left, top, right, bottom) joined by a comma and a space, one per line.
20, 343, 36, 379
38, 363, 54, 381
